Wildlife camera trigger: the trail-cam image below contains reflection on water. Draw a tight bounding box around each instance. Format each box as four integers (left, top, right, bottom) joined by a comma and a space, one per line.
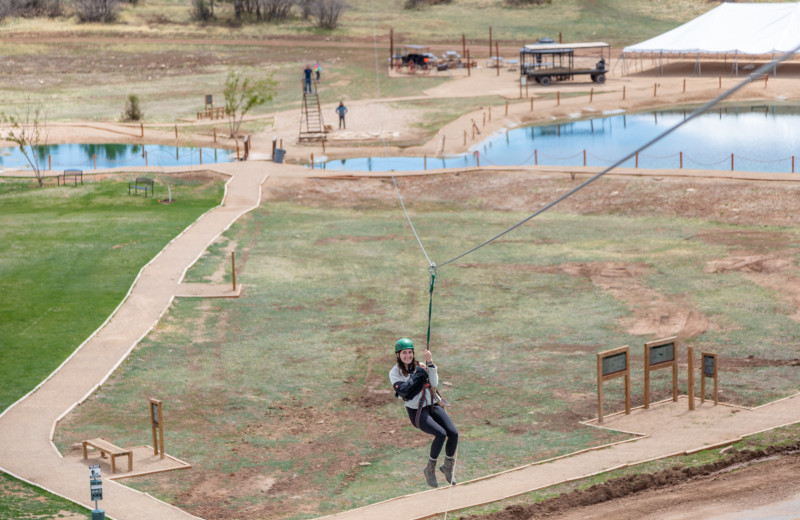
0, 143, 234, 171
321, 105, 800, 174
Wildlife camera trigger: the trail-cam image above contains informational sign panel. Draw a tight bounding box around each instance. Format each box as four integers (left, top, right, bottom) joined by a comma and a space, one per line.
150, 398, 165, 458
701, 352, 719, 405
89, 465, 102, 502
643, 337, 678, 409
596, 346, 630, 424
205, 94, 213, 107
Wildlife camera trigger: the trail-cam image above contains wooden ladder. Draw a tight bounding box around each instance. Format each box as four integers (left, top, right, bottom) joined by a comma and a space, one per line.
299, 79, 327, 142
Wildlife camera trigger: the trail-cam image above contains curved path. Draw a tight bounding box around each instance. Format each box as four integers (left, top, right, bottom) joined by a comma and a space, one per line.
0, 160, 274, 519
3, 159, 800, 520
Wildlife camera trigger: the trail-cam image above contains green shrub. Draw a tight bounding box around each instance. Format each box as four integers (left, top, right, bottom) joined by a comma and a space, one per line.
121, 94, 144, 122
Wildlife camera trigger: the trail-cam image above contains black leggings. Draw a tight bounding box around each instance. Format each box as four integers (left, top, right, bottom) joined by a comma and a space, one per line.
407, 404, 458, 459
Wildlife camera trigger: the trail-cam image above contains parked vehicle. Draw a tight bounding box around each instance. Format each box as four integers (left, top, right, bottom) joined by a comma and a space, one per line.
520, 42, 610, 86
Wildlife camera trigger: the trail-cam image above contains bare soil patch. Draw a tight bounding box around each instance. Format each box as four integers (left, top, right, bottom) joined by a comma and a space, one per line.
457, 443, 800, 520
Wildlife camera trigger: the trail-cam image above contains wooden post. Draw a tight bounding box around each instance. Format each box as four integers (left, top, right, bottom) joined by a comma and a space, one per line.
557, 91, 560, 106
390, 28, 394, 68
149, 398, 165, 459
322, 139, 326, 153
680, 151, 683, 169
467, 49, 471, 76
483, 112, 486, 126
213, 128, 217, 143
719, 76, 722, 89
530, 97, 533, 111
48, 155, 51, 171
731, 153, 734, 171
534, 149, 537, 165
93, 154, 96, 169
765, 75, 768, 88
145, 151, 148, 166
424, 154, 427, 170
505, 100, 508, 116
140, 123, 144, 138
589, 87, 593, 103
199, 148, 202, 164
623, 85, 626, 100
495, 42, 500, 76
236, 141, 240, 161
311, 152, 315, 169
464, 130, 467, 145
489, 107, 492, 122
583, 150, 586, 166
489, 26, 492, 59
688, 346, 695, 410
558, 32, 562, 44
683, 78, 686, 93
462, 33, 466, 58
476, 151, 480, 167
635, 152, 638, 168
654, 82, 657, 97
793, 155, 795, 173
232, 252, 236, 292
174, 124, 178, 139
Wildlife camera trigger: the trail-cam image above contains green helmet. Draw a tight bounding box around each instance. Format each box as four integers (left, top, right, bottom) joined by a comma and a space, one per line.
395, 338, 414, 353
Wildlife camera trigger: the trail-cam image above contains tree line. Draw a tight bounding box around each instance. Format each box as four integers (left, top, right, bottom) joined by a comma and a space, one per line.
0, 0, 347, 27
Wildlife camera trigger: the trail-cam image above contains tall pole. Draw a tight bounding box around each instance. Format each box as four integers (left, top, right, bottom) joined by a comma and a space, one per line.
462, 34, 466, 59
496, 42, 500, 76
489, 27, 492, 58
390, 28, 394, 68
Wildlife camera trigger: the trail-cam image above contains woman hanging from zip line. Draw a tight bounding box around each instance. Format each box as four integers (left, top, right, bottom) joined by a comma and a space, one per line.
389, 338, 458, 488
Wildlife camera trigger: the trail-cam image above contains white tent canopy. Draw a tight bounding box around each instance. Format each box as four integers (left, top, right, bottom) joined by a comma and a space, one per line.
623, 2, 800, 56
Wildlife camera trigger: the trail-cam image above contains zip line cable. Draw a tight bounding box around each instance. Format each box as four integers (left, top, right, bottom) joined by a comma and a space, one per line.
436, 44, 800, 268
369, 2, 434, 269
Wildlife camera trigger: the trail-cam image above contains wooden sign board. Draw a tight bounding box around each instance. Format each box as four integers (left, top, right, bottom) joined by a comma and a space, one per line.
701, 352, 719, 405
149, 398, 165, 458
643, 336, 678, 409
597, 346, 630, 424
205, 94, 213, 107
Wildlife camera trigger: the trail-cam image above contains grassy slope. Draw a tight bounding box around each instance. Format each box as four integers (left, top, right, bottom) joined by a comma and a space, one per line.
53, 195, 800, 518
0, 176, 223, 412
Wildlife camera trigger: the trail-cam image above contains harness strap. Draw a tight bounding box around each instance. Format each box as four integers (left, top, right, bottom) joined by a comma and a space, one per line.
414, 382, 433, 428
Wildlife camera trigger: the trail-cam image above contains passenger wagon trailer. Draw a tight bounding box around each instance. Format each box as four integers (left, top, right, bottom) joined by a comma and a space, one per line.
520, 42, 611, 86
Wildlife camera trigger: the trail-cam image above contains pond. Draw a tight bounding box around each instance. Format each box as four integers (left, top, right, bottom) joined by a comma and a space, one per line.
320, 105, 800, 174
0, 143, 235, 172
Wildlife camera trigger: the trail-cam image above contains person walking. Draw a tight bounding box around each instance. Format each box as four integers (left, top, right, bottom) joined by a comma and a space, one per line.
389, 338, 458, 488
335, 101, 348, 129
314, 61, 321, 81
303, 64, 313, 93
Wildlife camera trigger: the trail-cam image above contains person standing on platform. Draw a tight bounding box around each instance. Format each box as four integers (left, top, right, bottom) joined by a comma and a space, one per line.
335, 101, 348, 129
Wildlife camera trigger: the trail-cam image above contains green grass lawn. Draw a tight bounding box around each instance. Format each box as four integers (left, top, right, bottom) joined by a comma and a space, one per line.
0, 174, 224, 412
0, 471, 90, 519
52, 188, 800, 519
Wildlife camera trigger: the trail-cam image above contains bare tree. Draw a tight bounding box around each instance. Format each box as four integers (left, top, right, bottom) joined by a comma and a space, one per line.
1, 101, 49, 187
224, 70, 277, 140
258, 0, 293, 21
74, 0, 119, 22
189, 0, 214, 20
308, 0, 345, 29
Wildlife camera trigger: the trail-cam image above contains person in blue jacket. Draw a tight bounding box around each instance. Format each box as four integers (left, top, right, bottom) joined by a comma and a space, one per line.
389, 338, 458, 487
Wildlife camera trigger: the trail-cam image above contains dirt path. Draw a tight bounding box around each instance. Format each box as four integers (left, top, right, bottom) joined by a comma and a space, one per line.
0, 160, 277, 519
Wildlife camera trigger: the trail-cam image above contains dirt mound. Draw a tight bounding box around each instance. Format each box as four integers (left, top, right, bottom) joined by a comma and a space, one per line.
457, 442, 800, 520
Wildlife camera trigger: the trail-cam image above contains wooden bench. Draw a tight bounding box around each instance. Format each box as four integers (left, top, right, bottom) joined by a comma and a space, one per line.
128, 177, 154, 197
82, 438, 133, 474
58, 169, 83, 187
